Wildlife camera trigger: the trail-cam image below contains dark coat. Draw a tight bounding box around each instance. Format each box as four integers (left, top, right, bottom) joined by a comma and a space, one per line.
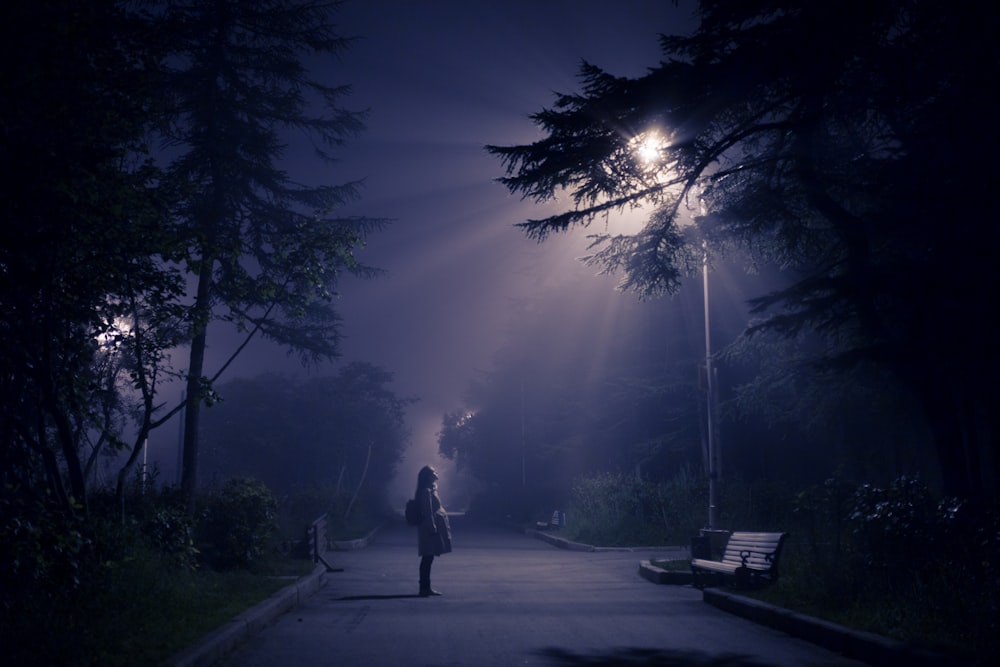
417, 485, 452, 557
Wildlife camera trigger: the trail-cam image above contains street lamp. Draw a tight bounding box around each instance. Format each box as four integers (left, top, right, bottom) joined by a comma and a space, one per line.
632, 130, 719, 531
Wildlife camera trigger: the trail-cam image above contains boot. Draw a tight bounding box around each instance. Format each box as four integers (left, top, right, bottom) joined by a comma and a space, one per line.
419, 580, 442, 597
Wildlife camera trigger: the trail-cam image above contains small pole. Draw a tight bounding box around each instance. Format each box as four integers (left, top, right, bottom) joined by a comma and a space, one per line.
521, 380, 526, 488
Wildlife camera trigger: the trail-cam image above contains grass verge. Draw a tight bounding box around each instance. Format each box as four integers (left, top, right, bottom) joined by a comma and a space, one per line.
648, 553, 990, 660
91, 555, 318, 667
5, 552, 318, 667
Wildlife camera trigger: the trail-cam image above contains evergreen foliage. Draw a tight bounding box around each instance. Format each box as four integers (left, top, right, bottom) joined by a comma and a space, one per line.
1, 0, 384, 519
0, 0, 180, 514
146, 0, 387, 507
487, 0, 1000, 500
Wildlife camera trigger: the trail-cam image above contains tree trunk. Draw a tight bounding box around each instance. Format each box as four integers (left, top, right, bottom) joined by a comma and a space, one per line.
914, 375, 984, 503
42, 380, 87, 512
181, 258, 214, 512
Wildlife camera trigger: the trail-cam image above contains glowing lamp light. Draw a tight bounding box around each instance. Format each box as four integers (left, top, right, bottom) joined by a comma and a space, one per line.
628, 128, 720, 532
631, 131, 668, 166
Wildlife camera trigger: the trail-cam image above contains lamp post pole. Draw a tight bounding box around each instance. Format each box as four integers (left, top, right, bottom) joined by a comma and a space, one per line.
702, 240, 718, 531
636, 133, 719, 531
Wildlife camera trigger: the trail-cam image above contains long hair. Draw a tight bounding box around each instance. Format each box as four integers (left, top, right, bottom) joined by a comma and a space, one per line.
415, 465, 436, 498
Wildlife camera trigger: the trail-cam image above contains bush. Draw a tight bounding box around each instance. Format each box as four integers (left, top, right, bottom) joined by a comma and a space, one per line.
0, 488, 92, 663
197, 477, 278, 570
752, 474, 1000, 658
847, 476, 959, 585
567, 468, 705, 546
143, 504, 199, 570
1, 475, 320, 666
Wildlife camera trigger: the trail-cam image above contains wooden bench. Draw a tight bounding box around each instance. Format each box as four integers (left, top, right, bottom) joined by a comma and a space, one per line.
690, 531, 788, 589
536, 510, 563, 530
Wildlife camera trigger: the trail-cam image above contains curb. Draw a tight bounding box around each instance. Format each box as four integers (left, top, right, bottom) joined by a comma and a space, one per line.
332, 523, 382, 551
702, 588, 970, 667
526, 528, 685, 554
525, 528, 595, 551
628, 538, 970, 665
162, 564, 327, 667
164, 525, 381, 667
638, 559, 693, 585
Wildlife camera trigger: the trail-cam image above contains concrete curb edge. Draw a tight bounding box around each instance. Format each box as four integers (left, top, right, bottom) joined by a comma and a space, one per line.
638, 559, 693, 585
162, 563, 328, 667
526, 528, 685, 554
163, 523, 382, 667
627, 540, 971, 665
525, 528, 595, 551
702, 587, 969, 667
332, 523, 383, 551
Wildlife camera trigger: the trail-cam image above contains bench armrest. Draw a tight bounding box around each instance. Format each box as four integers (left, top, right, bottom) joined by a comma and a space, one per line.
738, 549, 776, 567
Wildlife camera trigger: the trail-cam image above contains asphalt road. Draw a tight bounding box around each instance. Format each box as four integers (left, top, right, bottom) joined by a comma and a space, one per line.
217, 515, 866, 667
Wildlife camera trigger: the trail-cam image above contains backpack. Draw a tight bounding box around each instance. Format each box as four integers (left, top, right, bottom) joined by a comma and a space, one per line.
404, 498, 421, 526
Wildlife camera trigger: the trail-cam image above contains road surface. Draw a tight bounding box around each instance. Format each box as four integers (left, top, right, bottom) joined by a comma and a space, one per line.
218, 515, 864, 666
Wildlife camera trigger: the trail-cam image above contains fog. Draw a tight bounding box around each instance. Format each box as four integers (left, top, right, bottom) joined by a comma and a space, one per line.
132, 1, 720, 503
111, 1, 950, 519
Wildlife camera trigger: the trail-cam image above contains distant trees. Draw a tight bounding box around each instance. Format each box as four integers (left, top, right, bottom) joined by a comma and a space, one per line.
438, 279, 709, 513
487, 1, 999, 501
200, 363, 413, 519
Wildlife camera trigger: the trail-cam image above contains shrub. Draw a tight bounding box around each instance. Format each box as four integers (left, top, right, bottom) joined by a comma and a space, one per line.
143, 505, 199, 570
0, 488, 92, 641
752, 474, 1000, 657
197, 477, 278, 570
567, 468, 705, 546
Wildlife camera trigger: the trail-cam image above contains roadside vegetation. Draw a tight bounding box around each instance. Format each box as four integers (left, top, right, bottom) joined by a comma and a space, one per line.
0, 474, 382, 667
2, 5, 400, 665
545, 471, 999, 661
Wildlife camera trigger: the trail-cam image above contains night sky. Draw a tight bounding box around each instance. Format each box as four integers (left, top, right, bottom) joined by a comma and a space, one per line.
156, 1, 701, 485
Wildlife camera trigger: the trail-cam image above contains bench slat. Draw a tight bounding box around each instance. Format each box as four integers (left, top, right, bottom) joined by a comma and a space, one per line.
690, 558, 739, 574
725, 536, 783, 548
691, 531, 788, 589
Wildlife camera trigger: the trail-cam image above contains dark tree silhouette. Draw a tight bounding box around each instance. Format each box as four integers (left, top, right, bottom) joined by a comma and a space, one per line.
487, 1, 999, 501
0, 0, 175, 513
152, 0, 386, 509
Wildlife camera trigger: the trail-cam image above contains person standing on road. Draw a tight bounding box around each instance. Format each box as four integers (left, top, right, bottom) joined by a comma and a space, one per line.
415, 465, 451, 597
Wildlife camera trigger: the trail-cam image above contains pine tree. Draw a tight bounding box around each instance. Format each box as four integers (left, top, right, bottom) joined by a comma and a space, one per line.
153, 0, 385, 507
488, 1, 1000, 500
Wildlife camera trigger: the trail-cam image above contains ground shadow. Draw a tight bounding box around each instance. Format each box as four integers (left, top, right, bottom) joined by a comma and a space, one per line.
334, 594, 423, 601
536, 647, 792, 666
